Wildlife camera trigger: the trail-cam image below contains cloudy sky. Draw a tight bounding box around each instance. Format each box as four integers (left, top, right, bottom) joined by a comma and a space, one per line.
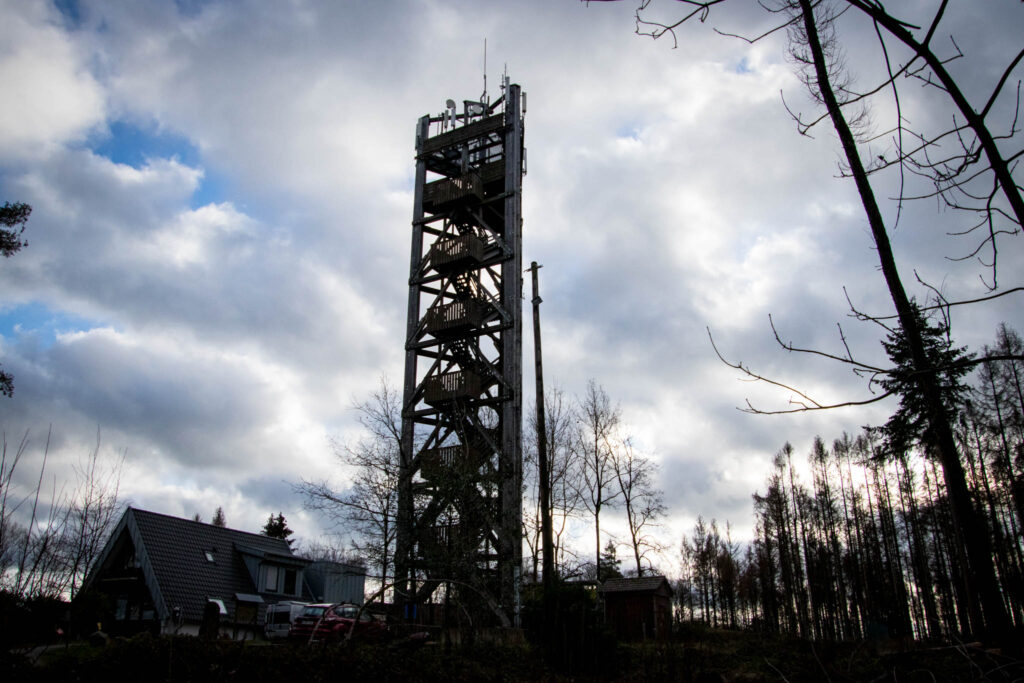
1, 0, 1021, 569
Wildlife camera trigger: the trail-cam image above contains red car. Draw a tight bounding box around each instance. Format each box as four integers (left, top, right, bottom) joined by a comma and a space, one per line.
288, 603, 389, 644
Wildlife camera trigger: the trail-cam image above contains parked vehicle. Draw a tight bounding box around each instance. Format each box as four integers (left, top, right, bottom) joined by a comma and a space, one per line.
263, 601, 309, 641
288, 603, 389, 644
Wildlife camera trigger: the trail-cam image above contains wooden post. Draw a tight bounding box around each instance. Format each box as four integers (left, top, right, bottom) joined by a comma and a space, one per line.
530, 262, 555, 592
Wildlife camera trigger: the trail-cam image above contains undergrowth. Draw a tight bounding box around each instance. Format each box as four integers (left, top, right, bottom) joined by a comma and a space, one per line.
8, 627, 1024, 682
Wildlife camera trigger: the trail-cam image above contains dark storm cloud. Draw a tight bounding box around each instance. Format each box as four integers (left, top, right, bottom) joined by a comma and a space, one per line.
6, 327, 273, 467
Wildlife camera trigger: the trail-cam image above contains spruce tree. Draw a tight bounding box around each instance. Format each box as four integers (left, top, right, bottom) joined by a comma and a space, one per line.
261, 512, 294, 547
876, 305, 974, 458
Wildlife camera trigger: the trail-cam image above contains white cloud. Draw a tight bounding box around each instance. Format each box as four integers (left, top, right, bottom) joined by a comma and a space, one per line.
159, 203, 243, 266
1, 0, 1021, 559
0, 2, 106, 160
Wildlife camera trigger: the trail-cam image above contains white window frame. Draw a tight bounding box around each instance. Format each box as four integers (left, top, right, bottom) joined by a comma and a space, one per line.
264, 564, 280, 592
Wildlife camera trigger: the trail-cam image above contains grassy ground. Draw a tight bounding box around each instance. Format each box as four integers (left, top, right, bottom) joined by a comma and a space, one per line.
5, 626, 1022, 682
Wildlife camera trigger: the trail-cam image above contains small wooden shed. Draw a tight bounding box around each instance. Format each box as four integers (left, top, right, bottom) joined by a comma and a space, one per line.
599, 575, 673, 641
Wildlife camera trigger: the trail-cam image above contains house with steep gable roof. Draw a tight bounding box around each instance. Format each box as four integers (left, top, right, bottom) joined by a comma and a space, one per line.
81, 507, 365, 639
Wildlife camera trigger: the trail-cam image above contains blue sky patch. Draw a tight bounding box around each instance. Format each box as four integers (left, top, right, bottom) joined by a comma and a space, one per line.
616, 122, 643, 141
53, 0, 82, 28
0, 302, 102, 348
191, 167, 229, 209
94, 120, 200, 169
91, 120, 229, 209
173, 0, 215, 18
734, 57, 753, 74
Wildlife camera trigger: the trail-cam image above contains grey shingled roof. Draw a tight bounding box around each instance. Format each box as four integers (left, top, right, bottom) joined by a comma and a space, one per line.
116, 507, 308, 622
599, 576, 672, 594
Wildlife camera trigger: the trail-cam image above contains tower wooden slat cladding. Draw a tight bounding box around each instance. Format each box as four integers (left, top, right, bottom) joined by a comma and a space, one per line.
395, 80, 524, 627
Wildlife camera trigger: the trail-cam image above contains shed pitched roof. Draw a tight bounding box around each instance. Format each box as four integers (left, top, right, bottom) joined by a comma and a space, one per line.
88, 507, 310, 623
599, 575, 672, 594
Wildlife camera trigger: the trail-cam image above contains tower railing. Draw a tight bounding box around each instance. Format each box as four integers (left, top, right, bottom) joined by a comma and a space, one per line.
423, 173, 483, 213
422, 369, 483, 405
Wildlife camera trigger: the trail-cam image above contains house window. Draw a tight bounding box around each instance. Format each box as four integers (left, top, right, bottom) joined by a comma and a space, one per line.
264, 565, 279, 592
283, 569, 297, 595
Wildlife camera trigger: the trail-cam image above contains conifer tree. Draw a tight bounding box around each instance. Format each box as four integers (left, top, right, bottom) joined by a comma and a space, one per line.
1, 202, 31, 397
261, 512, 294, 547
598, 540, 623, 581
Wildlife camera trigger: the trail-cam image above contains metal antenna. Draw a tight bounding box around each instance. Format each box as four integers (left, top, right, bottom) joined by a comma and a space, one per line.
482, 38, 488, 104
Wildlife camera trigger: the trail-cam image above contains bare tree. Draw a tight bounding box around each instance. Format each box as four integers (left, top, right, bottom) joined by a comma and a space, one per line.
1, 428, 124, 599
11, 428, 70, 598
547, 389, 585, 577
524, 386, 583, 581
573, 380, 623, 580
595, 0, 1022, 639
787, 0, 1011, 639
63, 430, 125, 599
0, 431, 30, 578
612, 438, 667, 576
297, 538, 366, 567
523, 413, 545, 583
620, 0, 1024, 267
296, 378, 402, 599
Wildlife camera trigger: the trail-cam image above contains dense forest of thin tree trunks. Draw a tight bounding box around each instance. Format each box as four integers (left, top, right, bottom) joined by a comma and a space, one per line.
678, 325, 1024, 641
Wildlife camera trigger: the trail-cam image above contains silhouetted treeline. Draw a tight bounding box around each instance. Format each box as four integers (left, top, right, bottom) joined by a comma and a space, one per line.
678, 324, 1024, 640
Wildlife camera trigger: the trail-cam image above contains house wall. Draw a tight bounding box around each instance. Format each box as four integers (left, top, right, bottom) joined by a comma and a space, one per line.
305, 562, 366, 604
162, 622, 200, 637
605, 593, 672, 641
160, 619, 262, 641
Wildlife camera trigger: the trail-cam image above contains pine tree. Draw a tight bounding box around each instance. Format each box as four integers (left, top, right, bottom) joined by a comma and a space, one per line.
212, 507, 226, 527
261, 512, 294, 547
876, 305, 974, 458
598, 540, 623, 581
0, 202, 30, 258
1, 202, 31, 397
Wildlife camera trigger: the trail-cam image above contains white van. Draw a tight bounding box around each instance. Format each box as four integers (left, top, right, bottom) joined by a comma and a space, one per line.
264, 601, 309, 640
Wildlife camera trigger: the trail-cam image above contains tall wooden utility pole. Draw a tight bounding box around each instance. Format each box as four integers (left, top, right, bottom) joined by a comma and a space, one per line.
530, 261, 555, 591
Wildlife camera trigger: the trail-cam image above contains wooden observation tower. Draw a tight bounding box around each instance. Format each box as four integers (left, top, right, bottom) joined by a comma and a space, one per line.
394, 78, 525, 627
